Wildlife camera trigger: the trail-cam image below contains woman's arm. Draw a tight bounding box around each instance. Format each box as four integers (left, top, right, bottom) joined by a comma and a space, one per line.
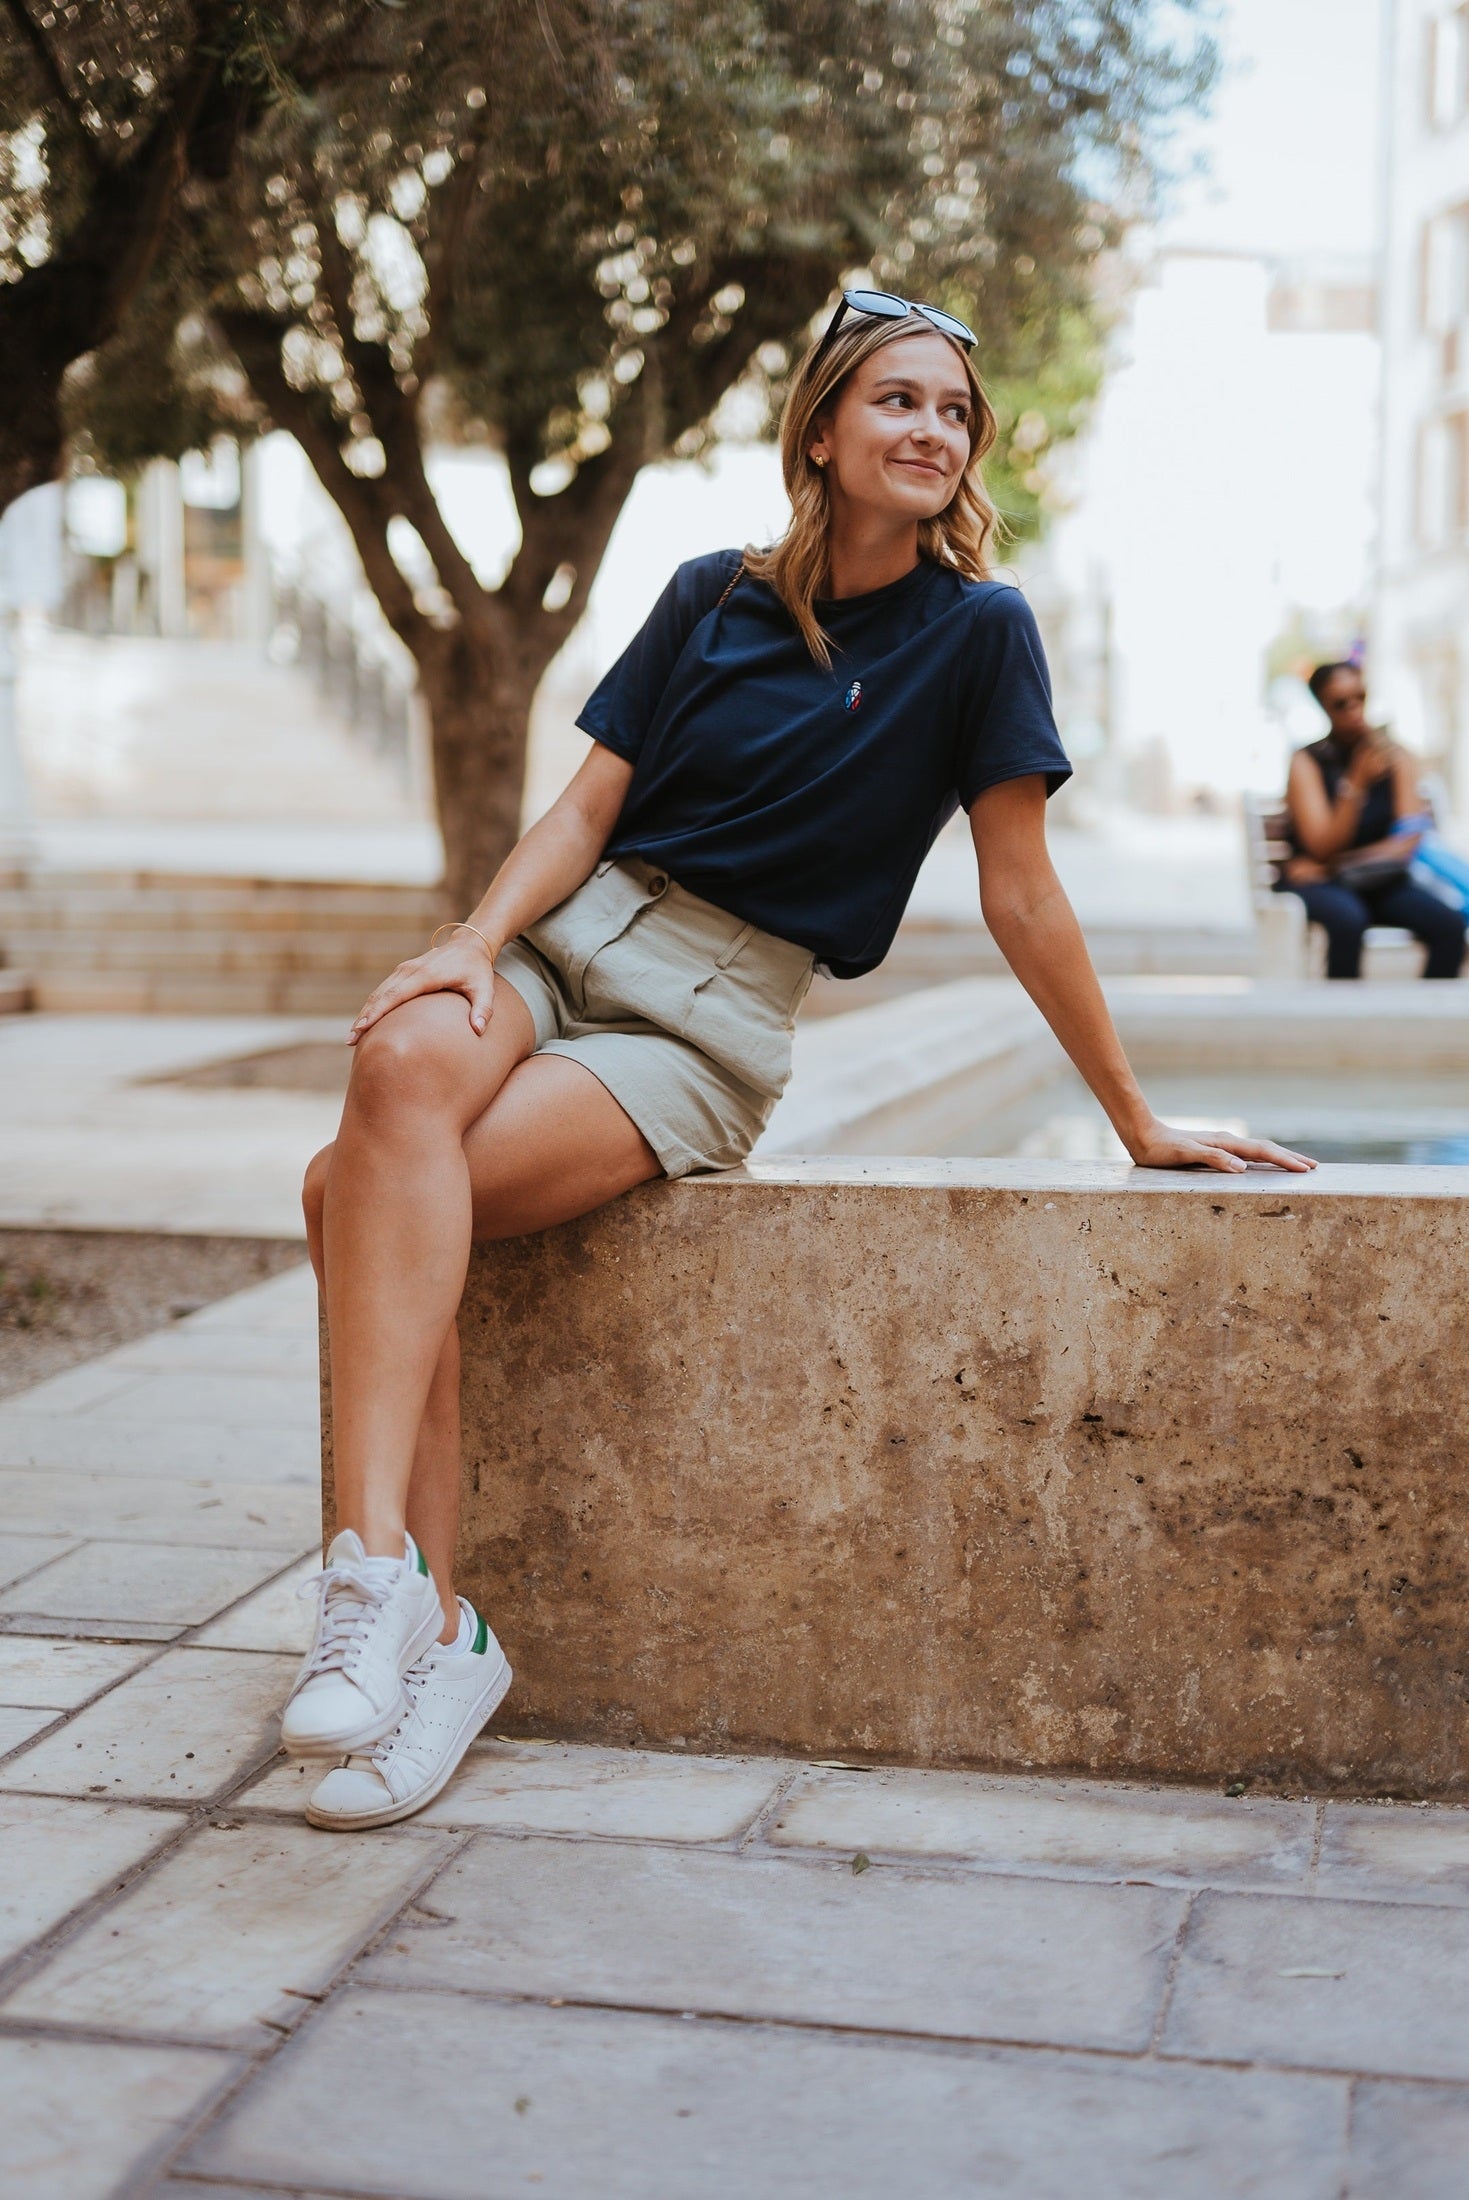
1304, 752, 1427, 873
1286, 739, 1392, 859
349, 743, 635, 1041
970, 777, 1314, 1174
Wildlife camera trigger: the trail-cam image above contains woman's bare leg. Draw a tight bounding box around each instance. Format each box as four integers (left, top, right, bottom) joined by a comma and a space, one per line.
305, 1152, 464, 1643
404, 1322, 464, 1640
305, 1038, 660, 1632
320, 978, 536, 1560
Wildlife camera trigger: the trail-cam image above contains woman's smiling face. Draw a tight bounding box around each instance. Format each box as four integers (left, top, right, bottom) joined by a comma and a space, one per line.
809, 327, 975, 523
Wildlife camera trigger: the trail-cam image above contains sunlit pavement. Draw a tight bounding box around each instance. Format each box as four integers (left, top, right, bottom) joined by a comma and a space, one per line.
0, 1262, 1466, 2196
0, 1013, 343, 1238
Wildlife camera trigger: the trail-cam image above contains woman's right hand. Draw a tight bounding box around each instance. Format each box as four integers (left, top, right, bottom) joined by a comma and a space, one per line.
1345, 730, 1396, 789
347, 934, 498, 1044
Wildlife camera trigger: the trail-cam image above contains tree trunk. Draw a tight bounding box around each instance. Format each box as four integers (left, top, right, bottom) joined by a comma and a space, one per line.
0, 20, 241, 522
417, 625, 553, 914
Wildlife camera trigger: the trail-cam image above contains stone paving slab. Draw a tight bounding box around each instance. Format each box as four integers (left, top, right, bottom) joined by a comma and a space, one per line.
106, 1325, 322, 1376
193, 1555, 318, 1654
0, 1539, 298, 1632
246, 1738, 789, 1843
768, 1765, 1317, 1889
0, 1613, 184, 1645
0, 1113, 335, 1240
182, 1266, 319, 1329
0, 1533, 75, 1592
1163, 1888, 1469, 2080
184, 1989, 1350, 2200
0, 2034, 236, 2200
0, 1646, 297, 1803
1318, 1802, 1469, 1907
161, 2185, 342, 2200
0, 1792, 186, 1967
75, 1370, 323, 1429
0, 1468, 320, 1546
0, 1411, 320, 1482
160, 2184, 341, 2199
362, 1835, 1185, 2054
0, 1362, 152, 1416
1348, 2079, 1469, 2199
0, 1635, 155, 1709
4, 1819, 452, 2049
0, 1706, 61, 1756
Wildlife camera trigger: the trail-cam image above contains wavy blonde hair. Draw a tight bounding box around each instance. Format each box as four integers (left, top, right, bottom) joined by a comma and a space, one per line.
741, 311, 1000, 666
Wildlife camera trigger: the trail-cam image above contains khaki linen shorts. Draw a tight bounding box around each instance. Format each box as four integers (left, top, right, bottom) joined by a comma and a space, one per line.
494, 857, 814, 1178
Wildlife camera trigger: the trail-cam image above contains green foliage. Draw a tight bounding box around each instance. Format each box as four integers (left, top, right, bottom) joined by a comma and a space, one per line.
48, 1, 1212, 525
984, 305, 1107, 542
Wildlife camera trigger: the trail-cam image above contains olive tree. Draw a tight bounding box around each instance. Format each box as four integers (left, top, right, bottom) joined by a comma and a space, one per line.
59, 0, 1212, 903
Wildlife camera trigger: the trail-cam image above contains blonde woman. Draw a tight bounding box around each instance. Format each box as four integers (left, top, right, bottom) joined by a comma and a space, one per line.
285, 289, 1313, 1830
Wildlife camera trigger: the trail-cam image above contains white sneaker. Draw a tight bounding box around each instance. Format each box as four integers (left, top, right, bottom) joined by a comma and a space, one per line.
280, 1529, 443, 1758
305, 1598, 512, 1829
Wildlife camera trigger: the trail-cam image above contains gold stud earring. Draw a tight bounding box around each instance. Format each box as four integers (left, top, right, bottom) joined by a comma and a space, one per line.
812, 452, 827, 469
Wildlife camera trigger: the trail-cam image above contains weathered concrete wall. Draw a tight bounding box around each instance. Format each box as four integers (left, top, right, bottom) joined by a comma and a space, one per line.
323, 1160, 1469, 1795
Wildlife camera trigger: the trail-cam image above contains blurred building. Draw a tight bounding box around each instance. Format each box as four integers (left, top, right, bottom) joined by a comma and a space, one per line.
1034, 245, 1377, 810
1376, 0, 1469, 801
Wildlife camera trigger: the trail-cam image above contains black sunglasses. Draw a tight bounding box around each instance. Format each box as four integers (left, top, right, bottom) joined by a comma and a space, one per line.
816, 288, 977, 355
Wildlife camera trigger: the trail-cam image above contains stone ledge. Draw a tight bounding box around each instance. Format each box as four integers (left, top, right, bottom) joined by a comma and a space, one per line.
322, 1162, 1469, 1795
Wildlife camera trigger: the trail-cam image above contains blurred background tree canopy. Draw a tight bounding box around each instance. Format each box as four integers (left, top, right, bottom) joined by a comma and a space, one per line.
0, 2, 379, 513
4, 0, 1213, 899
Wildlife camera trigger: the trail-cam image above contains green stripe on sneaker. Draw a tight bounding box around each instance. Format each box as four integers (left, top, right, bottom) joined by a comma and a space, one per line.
414, 1543, 429, 1576
471, 1611, 488, 1655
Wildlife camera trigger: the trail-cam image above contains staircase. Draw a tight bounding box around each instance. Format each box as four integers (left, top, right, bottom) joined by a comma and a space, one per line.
0, 868, 446, 1015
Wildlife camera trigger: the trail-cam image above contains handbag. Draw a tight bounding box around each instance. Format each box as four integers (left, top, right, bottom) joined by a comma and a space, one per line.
1331, 851, 1411, 894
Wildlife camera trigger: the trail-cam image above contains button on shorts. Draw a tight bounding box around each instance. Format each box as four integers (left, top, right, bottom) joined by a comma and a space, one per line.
494, 857, 815, 1178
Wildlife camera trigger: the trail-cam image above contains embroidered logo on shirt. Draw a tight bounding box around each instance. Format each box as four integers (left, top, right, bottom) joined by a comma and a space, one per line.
844, 680, 863, 713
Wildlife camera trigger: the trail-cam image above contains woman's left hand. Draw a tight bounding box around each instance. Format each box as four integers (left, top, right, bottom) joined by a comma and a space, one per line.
1125, 1118, 1317, 1174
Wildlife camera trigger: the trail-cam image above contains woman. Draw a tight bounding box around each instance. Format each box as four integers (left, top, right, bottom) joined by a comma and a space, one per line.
286, 289, 1313, 1832
1277, 662, 1465, 979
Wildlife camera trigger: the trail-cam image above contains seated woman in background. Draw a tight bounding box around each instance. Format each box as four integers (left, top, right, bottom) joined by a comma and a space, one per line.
1278, 662, 1466, 980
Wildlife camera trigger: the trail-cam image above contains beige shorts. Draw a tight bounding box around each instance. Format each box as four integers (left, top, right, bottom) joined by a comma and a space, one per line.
495, 857, 814, 1178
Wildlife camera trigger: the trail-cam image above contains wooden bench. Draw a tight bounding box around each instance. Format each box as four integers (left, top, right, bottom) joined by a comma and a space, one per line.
1243, 792, 1428, 980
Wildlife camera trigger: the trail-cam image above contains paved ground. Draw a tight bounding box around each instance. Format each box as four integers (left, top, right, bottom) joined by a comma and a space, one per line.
0, 1014, 343, 1237
0, 1265, 1468, 2197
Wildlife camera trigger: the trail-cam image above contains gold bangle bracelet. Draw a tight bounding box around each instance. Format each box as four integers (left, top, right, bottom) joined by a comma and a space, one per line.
430, 921, 496, 960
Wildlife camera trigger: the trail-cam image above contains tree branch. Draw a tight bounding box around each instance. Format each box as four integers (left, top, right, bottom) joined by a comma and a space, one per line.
2, 0, 101, 165
299, 165, 387, 401
500, 377, 651, 642
217, 305, 431, 654
419, 112, 490, 370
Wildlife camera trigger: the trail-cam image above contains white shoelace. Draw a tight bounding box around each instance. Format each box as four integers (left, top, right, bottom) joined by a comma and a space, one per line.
297, 1555, 399, 1678
365, 1658, 433, 1768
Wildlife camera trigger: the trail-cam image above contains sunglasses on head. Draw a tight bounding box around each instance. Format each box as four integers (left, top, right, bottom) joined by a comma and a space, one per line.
816, 288, 977, 356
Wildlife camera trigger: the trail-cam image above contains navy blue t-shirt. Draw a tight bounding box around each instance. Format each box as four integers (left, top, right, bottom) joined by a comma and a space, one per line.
578, 548, 1071, 979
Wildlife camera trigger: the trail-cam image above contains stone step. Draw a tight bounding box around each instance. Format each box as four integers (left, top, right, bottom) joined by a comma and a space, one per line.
0, 868, 445, 1015
31, 972, 391, 1015
0, 882, 445, 929
3, 930, 434, 972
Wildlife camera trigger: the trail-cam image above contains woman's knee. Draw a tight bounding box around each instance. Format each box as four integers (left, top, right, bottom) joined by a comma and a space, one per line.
349, 1000, 465, 1116
1315, 893, 1368, 946
302, 1142, 334, 1232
